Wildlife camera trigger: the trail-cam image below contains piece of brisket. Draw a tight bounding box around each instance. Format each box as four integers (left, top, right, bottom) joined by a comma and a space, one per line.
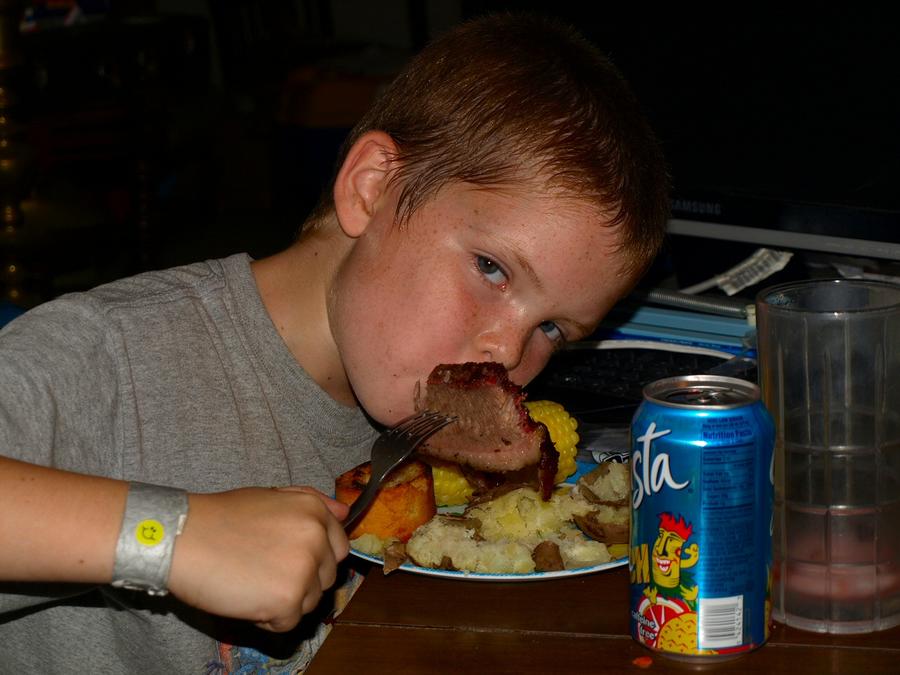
415, 362, 559, 498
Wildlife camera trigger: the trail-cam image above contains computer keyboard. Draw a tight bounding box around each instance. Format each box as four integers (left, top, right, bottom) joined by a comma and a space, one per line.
526, 344, 750, 425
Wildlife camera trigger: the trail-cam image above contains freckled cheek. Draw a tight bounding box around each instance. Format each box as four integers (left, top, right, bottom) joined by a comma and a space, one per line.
364, 285, 470, 366
429, 289, 481, 350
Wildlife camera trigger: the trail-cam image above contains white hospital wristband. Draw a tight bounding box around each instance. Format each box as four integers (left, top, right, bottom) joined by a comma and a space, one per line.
111, 482, 189, 596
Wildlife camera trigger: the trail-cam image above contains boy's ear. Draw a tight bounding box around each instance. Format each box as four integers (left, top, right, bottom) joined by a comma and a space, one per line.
333, 130, 399, 237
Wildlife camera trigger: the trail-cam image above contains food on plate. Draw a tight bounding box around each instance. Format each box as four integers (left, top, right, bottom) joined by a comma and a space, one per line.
430, 460, 476, 507
525, 400, 579, 482
415, 362, 553, 471
406, 485, 612, 574
430, 399, 580, 506
336, 359, 630, 575
577, 461, 630, 505
335, 459, 436, 542
355, 461, 632, 575
404, 509, 541, 574
335, 395, 579, 544
571, 462, 631, 543
415, 362, 560, 499
531, 540, 566, 572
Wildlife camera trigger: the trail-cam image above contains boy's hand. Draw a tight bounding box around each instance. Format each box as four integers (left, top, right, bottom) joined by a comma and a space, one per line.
167, 486, 350, 633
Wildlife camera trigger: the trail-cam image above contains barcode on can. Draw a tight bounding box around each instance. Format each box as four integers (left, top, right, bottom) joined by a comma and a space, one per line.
699, 596, 743, 649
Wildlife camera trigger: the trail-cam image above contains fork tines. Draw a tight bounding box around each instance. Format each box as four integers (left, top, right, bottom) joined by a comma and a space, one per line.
391, 410, 456, 439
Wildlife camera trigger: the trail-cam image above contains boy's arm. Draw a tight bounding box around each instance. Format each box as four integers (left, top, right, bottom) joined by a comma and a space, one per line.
0, 456, 126, 583
0, 456, 350, 632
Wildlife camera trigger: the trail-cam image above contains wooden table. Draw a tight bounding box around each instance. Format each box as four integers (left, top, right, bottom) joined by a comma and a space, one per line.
307, 561, 900, 674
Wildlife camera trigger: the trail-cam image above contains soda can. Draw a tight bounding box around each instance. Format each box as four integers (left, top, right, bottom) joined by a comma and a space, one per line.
629, 374, 775, 660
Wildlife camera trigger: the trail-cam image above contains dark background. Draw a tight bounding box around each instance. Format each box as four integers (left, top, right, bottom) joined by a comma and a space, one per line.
2, 0, 465, 308
3, 1, 898, 310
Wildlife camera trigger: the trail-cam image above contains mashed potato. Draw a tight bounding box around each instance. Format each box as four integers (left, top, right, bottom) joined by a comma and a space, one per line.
358, 462, 631, 575
406, 517, 537, 574
406, 483, 622, 573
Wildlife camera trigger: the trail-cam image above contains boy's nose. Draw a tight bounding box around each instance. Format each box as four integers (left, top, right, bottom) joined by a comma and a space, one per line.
475, 327, 526, 373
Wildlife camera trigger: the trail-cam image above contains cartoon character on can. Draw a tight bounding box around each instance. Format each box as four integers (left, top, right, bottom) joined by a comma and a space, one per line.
632, 512, 706, 654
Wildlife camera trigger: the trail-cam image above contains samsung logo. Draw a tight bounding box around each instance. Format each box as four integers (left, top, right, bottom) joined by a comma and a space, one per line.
672, 199, 722, 216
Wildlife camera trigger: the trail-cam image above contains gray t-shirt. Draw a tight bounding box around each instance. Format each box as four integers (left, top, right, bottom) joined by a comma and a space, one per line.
0, 254, 377, 673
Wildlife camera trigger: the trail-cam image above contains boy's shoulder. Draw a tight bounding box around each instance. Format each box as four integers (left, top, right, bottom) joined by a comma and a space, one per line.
2, 254, 253, 346
84, 253, 250, 311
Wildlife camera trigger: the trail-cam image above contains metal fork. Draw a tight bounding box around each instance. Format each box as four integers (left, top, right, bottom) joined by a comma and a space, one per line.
344, 410, 456, 531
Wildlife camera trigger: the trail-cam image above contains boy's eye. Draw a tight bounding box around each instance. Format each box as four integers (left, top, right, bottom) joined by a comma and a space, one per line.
476, 255, 507, 286
540, 321, 563, 344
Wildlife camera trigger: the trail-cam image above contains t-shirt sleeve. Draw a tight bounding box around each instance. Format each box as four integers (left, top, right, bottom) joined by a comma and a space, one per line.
0, 297, 124, 615
0, 296, 123, 475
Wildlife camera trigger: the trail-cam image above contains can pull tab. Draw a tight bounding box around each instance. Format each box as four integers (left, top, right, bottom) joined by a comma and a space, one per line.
664, 386, 745, 406
643, 374, 761, 409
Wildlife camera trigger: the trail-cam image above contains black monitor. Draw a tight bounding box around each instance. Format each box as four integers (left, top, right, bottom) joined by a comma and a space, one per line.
627, 11, 900, 261
464, 5, 900, 261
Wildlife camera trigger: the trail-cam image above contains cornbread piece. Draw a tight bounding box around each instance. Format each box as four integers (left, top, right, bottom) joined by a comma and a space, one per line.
335, 459, 436, 542
416, 362, 559, 498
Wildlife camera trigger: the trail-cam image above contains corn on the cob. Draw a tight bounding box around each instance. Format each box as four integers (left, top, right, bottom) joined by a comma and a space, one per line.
432, 400, 580, 506
524, 400, 579, 484
431, 461, 475, 507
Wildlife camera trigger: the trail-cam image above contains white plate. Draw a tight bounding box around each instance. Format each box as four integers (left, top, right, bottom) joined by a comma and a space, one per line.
349, 462, 628, 581
349, 548, 627, 581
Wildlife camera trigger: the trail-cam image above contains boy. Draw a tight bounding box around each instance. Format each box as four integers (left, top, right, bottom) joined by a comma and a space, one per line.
0, 12, 668, 673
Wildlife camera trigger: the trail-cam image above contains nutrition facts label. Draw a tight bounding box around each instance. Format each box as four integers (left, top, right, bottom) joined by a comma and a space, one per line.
700, 440, 756, 596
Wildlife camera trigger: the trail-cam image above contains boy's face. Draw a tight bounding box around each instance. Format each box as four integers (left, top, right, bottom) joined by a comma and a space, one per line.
328, 180, 635, 426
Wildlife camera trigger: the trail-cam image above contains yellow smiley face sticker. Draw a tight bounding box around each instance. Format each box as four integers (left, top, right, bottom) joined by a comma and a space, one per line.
135, 519, 166, 546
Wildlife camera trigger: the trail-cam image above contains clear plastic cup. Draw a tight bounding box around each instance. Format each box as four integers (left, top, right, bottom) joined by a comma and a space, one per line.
756, 279, 900, 633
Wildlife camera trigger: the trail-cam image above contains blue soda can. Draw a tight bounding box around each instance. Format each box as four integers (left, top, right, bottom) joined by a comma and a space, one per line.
629, 374, 775, 660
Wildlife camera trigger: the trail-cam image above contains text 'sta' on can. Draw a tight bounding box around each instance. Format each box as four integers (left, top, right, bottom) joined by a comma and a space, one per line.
629, 374, 775, 661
